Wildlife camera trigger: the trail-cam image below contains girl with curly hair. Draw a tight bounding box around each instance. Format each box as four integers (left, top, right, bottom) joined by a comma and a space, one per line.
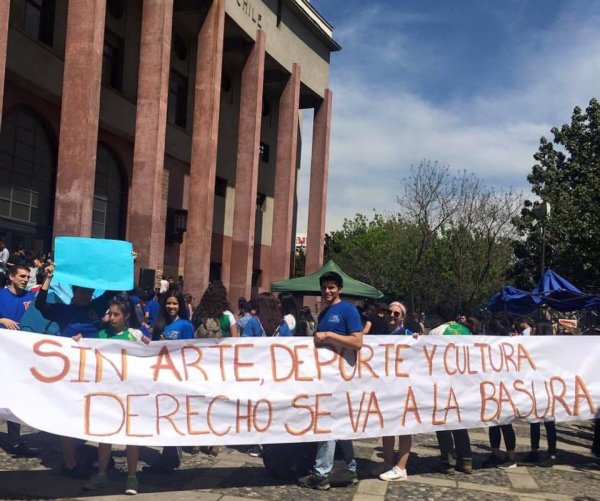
192, 281, 238, 338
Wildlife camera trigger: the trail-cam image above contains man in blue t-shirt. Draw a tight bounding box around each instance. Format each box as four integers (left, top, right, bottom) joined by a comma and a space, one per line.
144, 292, 160, 328
298, 271, 363, 491
0, 265, 41, 458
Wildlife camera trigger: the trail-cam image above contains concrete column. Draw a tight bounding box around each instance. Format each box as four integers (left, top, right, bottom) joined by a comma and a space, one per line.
0, 0, 9, 129
184, 0, 225, 300
228, 30, 265, 302
305, 89, 332, 274
270, 63, 301, 283
127, 0, 173, 275
53, 0, 106, 237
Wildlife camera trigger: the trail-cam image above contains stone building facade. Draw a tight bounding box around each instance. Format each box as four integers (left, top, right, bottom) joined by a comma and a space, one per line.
0, 0, 339, 301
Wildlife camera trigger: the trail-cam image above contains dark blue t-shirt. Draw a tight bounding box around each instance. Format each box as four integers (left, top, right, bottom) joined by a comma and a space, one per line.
0, 288, 36, 323
35, 288, 112, 338
144, 299, 160, 327
162, 318, 194, 340
317, 301, 362, 335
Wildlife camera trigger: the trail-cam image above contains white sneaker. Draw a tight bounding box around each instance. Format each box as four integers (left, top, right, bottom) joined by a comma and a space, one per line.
379, 466, 408, 482
369, 462, 392, 477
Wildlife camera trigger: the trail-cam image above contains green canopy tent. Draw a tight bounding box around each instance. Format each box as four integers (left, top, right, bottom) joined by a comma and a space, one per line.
271, 260, 384, 299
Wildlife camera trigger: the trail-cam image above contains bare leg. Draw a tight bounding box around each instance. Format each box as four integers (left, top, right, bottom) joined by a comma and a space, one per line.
395, 435, 411, 469
126, 446, 139, 476
382, 436, 395, 464
97, 443, 112, 474
60, 436, 78, 469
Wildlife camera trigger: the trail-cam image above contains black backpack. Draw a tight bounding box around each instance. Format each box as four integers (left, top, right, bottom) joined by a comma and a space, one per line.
262, 442, 317, 480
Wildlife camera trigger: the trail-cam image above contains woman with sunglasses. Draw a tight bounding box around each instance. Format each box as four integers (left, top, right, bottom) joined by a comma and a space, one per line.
372, 301, 415, 482
386, 301, 416, 335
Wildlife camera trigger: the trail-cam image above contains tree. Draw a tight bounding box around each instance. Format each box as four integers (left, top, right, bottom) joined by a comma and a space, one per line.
512, 98, 600, 289
397, 161, 520, 312
325, 161, 520, 315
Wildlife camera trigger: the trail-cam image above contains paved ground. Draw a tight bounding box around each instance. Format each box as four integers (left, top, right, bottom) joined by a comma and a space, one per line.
0, 420, 598, 500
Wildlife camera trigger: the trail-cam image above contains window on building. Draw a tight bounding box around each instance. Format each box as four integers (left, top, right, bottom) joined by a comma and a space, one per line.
107, 0, 125, 20
91, 195, 108, 238
0, 108, 55, 251
102, 30, 124, 91
214, 176, 227, 198
24, 0, 55, 46
94, 144, 125, 240
168, 71, 188, 128
256, 192, 267, 212
209, 262, 222, 282
259, 142, 270, 163
0, 186, 39, 223
252, 268, 261, 288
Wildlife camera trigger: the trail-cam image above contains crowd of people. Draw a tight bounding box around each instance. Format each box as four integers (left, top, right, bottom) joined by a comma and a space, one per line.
0, 244, 599, 494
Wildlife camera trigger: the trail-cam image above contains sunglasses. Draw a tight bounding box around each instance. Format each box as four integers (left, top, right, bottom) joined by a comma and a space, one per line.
388, 310, 401, 317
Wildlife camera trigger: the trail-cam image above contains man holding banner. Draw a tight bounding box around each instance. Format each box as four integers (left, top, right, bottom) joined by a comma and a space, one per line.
298, 271, 364, 490
33, 239, 131, 479
0, 265, 41, 458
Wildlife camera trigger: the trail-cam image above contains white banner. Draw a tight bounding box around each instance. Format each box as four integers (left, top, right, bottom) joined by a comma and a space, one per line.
0, 329, 598, 446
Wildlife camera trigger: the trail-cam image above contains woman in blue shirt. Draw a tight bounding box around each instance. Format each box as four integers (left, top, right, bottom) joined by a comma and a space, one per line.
152, 291, 194, 340
142, 291, 193, 475
243, 293, 291, 337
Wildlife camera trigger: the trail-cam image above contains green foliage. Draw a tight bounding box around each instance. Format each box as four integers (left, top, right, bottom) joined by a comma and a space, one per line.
512, 98, 600, 288
293, 247, 306, 278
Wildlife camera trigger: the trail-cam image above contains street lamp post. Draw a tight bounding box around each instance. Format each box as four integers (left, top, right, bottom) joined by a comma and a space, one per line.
533, 201, 551, 279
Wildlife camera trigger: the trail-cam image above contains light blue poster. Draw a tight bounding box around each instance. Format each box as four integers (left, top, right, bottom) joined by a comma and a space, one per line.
52, 237, 134, 292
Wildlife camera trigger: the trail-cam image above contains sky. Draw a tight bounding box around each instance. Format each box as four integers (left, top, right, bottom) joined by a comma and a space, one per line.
295, 0, 600, 232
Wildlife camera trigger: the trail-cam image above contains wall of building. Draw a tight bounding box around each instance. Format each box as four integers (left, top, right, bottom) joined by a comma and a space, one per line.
1, 0, 336, 295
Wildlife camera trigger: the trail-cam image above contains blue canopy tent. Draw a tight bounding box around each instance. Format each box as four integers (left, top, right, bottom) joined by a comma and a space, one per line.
488, 269, 600, 314
487, 286, 542, 315
533, 269, 600, 311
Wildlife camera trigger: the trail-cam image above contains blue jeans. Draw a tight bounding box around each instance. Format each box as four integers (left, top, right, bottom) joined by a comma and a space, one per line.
314, 440, 357, 476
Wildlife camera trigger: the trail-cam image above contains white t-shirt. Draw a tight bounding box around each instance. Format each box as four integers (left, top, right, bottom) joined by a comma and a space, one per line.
284, 314, 296, 333
0, 248, 8, 272
224, 310, 237, 326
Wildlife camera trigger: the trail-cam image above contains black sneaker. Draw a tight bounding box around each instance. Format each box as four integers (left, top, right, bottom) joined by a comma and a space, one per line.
482, 454, 503, 468
9, 443, 41, 458
62, 463, 92, 479
247, 445, 262, 458
540, 455, 556, 468
438, 461, 455, 475
298, 471, 330, 490
522, 451, 540, 464
456, 460, 473, 474
348, 470, 359, 485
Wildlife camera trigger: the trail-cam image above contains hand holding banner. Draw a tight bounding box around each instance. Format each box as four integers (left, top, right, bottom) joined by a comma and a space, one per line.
0, 332, 598, 447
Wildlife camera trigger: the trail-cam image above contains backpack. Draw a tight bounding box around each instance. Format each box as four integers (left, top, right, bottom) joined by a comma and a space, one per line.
298, 319, 316, 337
262, 442, 317, 480
195, 317, 222, 338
